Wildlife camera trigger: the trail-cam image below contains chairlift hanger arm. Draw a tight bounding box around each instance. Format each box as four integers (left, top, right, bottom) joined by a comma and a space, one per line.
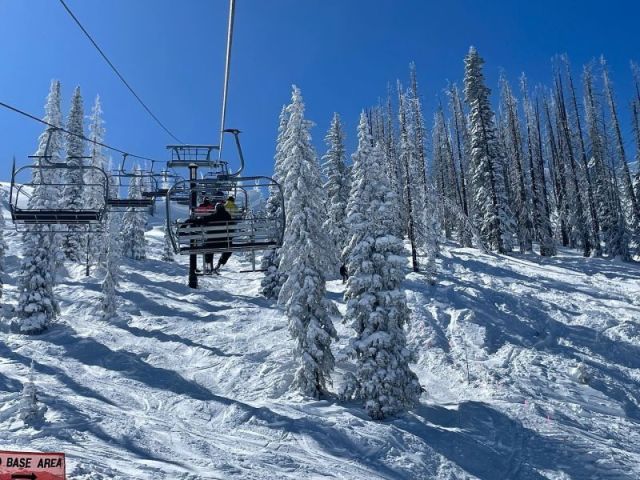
223, 129, 244, 177
119, 153, 130, 173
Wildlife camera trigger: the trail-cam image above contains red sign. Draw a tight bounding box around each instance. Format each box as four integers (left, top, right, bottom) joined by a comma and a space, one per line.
0, 451, 65, 480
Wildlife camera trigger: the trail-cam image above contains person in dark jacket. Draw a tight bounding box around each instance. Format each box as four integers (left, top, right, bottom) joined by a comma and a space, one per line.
340, 264, 349, 284
201, 203, 232, 273
212, 202, 235, 273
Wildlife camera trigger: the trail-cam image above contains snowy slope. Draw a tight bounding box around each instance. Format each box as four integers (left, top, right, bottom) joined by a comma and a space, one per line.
1, 196, 640, 479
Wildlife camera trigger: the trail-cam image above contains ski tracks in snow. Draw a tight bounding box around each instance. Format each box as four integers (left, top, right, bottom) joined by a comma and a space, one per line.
406, 245, 640, 479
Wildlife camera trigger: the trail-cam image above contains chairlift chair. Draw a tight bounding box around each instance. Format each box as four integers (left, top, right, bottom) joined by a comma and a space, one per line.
9, 156, 109, 231
107, 154, 159, 210
165, 131, 284, 258
166, 176, 284, 256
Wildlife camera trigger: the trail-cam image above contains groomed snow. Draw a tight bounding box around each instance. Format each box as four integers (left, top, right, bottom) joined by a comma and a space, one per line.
1, 195, 639, 479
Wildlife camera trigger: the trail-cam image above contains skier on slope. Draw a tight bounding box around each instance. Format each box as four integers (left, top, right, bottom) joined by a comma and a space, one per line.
340, 264, 349, 284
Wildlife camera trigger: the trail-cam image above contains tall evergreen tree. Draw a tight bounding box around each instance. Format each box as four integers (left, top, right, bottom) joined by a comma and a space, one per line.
432, 107, 455, 239
554, 74, 592, 255
87, 95, 109, 265
341, 137, 421, 420
448, 84, 474, 247
277, 86, 336, 398
521, 77, 556, 256
500, 75, 533, 253
345, 112, 376, 260
583, 64, 630, 260
464, 47, 514, 253
321, 113, 350, 265
532, 96, 557, 256
543, 95, 571, 246
408, 63, 429, 211
14, 82, 63, 334
14, 232, 58, 334
382, 90, 406, 238
121, 167, 147, 260
397, 85, 420, 270
101, 208, 121, 321
86, 95, 107, 207
601, 57, 640, 237
62, 86, 87, 262
261, 105, 289, 298
562, 56, 602, 256
32, 81, 65, 278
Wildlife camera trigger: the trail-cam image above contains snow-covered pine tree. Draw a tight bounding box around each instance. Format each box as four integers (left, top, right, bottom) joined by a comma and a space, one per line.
13, 231, 58, 334
101, 208, 121, 321
13, 82, 63, 334
583, 64, 630, 260
277, 86, 336, 398
499, 75, 533, 253
86, 95, 109, 264
601, 57, 640, 239
543, 95, 572, 246
382, 90, 406, 238
531, 96, 557, 256
19, 362, 47, 428
563, 56, 602, 256
261, 105, 289, 299
369, 106, 385, 146
408, 63, 430, 219
554, 74, 592, 256
62, 86, 87, 262
432, 108, 452, 238
521, 76, 556, 256
121, 167, 147, 260
463, 47, 514, 253
32, 81, 65, 278
397, 85, 420, 270
321, 113, 350, 266
448, 83, 474, 247
341, 137, 421, 420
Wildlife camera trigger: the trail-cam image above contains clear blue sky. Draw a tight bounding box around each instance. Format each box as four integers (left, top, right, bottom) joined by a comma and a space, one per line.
1, 0, 639, 179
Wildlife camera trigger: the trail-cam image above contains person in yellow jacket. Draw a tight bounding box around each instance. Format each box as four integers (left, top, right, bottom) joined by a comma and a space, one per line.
224, 195, 240, 218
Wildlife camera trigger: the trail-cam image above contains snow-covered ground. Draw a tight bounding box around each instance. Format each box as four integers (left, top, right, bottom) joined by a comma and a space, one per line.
1, 198, 640, 479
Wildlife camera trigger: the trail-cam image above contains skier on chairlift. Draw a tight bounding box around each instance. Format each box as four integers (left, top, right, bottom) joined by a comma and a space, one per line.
224, 195, 239, 218
207, 202, 233, 274
195, 196, 214, 214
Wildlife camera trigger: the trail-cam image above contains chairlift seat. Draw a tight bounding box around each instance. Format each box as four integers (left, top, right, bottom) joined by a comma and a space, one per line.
107, 198, 154, 208
12, 208, 103, 224
173, 219, 279, 254
167, 160, 226, 169
142, 189, 168, 198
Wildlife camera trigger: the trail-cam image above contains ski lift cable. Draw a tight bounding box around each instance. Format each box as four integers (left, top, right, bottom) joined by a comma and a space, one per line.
218, 0, 236, 160
57, 0, 185, 145
0, 100, 162, 163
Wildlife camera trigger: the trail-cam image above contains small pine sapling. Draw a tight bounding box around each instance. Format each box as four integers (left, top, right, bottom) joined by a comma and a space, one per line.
19, 362, 48, 428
